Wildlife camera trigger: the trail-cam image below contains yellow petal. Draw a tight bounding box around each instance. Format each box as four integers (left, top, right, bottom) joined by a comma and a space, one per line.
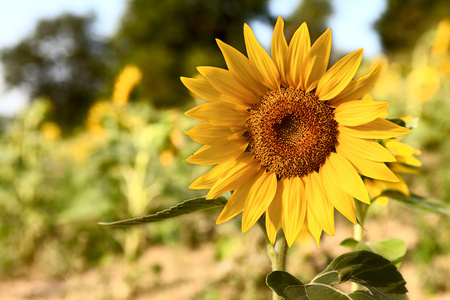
197, 66, 259, 104
207, 156, 260, 199
382, 176, 410, 196
189, 159, 238, 190
364, 178, 384, 199
271, 16, 289, 87
391, 163, 420, 175
187, 136, 248, 165
242, 170, 278, 232
377, 196, 389, 206
337, 133, 396, 162
338, 118, 411, 139
328, 62, 382, 107
185, 101, 250, 126
307, 208, 322, 247
216, 180, 253, 224
266, 180, 284, 244
334, 100, 390, 126
320, 169, 356, 224
301, 28, 332, 92
181, 76, 221, 102
282, 177, 306, 247
185, 122, 246, 145
244, 24, 280, 90
286, 22, 310, 88
317, 49, 364, 100
385, 139, 420, 156
337, 147, 399, 182
323, 152, 370, 204
216, 39, 267, 96
396, 155, 422, 167
304, 172, 335, 236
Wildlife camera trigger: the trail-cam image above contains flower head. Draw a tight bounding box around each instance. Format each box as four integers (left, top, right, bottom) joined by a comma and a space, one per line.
182, 17, 410, 246
112, 65, 142, 107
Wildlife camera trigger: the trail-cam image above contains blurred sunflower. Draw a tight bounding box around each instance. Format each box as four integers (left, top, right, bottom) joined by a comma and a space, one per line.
112, 65, 142, 107
365, 136, 422, 206
182, 17, 410, 246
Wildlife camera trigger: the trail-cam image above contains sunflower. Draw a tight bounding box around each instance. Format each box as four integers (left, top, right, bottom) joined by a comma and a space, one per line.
365, 137, 422, 206
182, 17, 410, 246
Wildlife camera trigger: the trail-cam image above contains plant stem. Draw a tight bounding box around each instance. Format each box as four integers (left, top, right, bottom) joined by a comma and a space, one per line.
352, 201, 369, 292
267, 230, 288, 300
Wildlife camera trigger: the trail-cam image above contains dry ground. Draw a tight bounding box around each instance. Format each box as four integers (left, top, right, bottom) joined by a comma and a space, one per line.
1, 209, 449, 300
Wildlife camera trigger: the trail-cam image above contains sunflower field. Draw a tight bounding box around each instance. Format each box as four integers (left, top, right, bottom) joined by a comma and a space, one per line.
0, 1, 450, 299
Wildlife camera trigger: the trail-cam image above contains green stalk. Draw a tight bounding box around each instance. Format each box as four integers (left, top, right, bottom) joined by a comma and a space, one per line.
258, 219, 288, 300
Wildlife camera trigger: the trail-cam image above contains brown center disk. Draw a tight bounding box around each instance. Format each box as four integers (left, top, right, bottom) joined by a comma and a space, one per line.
246, 87, 338, 179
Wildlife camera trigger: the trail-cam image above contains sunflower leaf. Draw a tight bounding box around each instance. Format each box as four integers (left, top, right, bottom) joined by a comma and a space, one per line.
98, 196, 227, 226
267, 251, 408, 299
341, 238, 407, 268
379, 190, 450, 216
266, 270, 308, 299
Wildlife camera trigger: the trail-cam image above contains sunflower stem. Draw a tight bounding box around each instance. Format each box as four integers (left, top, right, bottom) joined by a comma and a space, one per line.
267, 230, 288, 300
352, 201, 370, 292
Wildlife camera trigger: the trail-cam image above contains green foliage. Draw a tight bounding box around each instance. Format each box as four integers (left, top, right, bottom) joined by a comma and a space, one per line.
267, 251, 408, 299
113, 0, 271, 108
375, 0, 450, 55
286, 0, 333, 42
341, 238, 407, 268
0, 95, 204, 274
0, 13, 113, 132
99, 196, 227, 226
377, 190, 450, 216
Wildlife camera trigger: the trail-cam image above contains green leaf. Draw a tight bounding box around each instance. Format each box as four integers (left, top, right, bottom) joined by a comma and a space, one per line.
341, 238, 407, 268
378, 190, 450, 216
313, 251, 408, 298
267, 251, 408, 299
98, 196, 227, 226
266, 271, 307, 299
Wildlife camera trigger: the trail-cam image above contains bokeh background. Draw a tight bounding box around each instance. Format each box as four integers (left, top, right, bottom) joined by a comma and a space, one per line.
0, 0, 449, 299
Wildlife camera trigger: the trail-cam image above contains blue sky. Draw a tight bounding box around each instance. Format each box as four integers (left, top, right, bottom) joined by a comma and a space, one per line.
0, 0, 386, 115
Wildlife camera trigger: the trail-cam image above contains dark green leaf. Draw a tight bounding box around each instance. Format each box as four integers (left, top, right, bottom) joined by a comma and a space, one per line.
267, 251, 408, 299
378, 190, 450, 216
266, 270, 307, 299
98, 196, 227, 226
340, 238, 407, 268
312, 251, 408, 299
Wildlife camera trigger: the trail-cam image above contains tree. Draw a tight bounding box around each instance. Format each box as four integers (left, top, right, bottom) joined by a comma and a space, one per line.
284, 0, 333, 43
113, 0, 271, 108
375, 0, 450, 55
0, 13, 112, 132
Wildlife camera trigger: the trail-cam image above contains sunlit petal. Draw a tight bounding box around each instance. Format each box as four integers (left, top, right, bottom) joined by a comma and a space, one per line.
328, 62, 382, 107
281, 177, 306, 247
181, 76, 221, 102
337, 133, 396, 162
338, 118, 411, 139
244, 24, 280, 90
266, 180, 284, 244
317, 49, 363, 100
216, 39, 267, 95
271, 16, 289, 87
197, 66, 259, 104
242, 170, 278, 232
301, 28, 331, 92
334, 100, 390, 126
286, 22, 310, 88
185, 122, 246, 145
185, 101, 250, 126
